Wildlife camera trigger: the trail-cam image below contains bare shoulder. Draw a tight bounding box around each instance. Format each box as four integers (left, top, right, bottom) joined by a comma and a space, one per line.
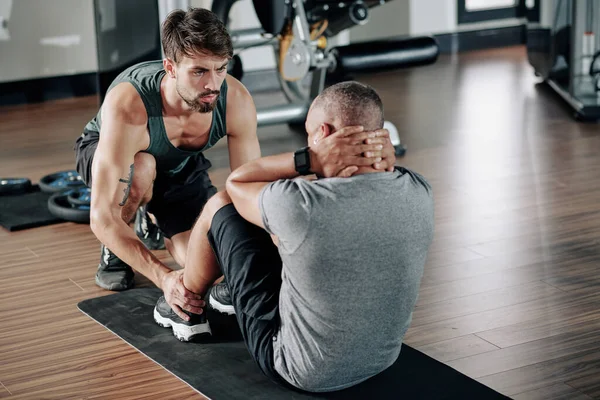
97, 82, 150, 153
101, 82, 148, 127
225, 74, 252, 99
225, 75, 257, 135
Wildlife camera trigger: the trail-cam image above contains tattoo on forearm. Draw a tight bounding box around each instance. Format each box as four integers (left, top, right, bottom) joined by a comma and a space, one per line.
118, 164, 134, 206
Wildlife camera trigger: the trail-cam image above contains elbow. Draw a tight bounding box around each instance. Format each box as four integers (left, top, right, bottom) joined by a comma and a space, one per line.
225, 174, 244, 207
89, 208, 112, 241
225, 171, 240, 195
89, 210, 101, 235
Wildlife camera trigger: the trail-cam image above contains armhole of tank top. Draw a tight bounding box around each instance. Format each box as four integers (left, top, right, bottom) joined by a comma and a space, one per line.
218, 80, 228, 141
222, 80, 228, 136
204, 80, 229, 149
127, 80, 156, 152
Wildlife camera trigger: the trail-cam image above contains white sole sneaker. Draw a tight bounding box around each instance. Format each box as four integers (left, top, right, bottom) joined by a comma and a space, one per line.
153, 307, 212, 341
209, 293, 236, 315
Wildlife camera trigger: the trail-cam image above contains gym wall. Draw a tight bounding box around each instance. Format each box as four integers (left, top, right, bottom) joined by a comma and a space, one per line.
410, 0, 457, 36
0, 0, 161, 105
0, 0, 98, 84
348, 1, 410, 44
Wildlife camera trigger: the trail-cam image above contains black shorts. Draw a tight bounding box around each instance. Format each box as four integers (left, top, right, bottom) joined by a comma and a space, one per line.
208, 204, 295, 389
74, 130, 217, 238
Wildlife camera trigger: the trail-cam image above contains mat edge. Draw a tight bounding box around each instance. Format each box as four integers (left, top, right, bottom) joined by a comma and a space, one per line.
76, 302, 213, 400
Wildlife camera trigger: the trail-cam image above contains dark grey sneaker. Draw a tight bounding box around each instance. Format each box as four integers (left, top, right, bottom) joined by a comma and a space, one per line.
135, 205, 165, 250
153, 296, 212, 341
95, 244, 134, 291
208, 282, 235, 315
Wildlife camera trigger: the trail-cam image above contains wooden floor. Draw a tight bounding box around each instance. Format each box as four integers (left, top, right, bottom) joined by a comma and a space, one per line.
1, 46, 600, 399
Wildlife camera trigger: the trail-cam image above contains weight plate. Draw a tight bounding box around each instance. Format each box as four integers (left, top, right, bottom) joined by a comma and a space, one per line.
47, 192, 90, 224
67, 187, 91, 206
39, 170, 85, 193
0, 178, 31, 195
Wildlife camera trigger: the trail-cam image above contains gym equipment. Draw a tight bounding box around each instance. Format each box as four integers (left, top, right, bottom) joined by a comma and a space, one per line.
227, 54, 244, 81
0, 186, 62, 231
383, 121, 405, 156
591, 50, 600, 91
67, 187, 91, 207
39, 170, 86, 193
213, 0, 440, 155
47, 190, 90, 224
527, 0, 600, 121
78, 287, 511, 400
330, 36, 440, 76
0, 178, 31, 195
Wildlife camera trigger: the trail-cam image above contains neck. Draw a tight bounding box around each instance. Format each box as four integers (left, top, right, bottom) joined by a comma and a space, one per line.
353, 166, 385, 176
160, 75, 196, 117
317, 166, 385, 180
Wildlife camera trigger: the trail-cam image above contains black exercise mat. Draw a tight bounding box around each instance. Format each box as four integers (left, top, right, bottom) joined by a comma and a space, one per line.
79, 288, 511, 399
0, 185, 63, 231
78, 288, 511, 400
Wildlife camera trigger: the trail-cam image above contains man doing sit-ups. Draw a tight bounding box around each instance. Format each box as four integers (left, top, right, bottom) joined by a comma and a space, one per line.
154, 81, 434, 393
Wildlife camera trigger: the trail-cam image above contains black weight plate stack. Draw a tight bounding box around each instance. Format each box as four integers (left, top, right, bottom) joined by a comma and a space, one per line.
67, 187, 91, 206
0, 178, 32, 195
47, 189, 90, 224
39, 170, 86, 193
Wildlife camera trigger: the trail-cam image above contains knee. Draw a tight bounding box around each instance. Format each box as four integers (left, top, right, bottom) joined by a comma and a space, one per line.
133, 152, 156, 181
129, 152, 156, 202
164, 238, 185, 268
200, 191, 232, 226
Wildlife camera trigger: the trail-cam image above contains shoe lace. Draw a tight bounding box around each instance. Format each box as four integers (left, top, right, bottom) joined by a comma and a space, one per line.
137, 209, 149, 238
101, 246, 129, 269
137, 208, 163, 243
214, 283, 231, 303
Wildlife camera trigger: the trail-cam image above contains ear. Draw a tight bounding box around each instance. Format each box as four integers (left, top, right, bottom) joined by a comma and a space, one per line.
317, 123, 333, 141
163, 58, 177, 78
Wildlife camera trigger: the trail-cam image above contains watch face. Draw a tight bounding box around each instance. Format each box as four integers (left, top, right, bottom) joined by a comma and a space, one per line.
295, 151, 309, 167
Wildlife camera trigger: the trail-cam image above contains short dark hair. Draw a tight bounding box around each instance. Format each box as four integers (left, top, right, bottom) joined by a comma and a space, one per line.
161, 8, 233, 63
314, 81, 384, 131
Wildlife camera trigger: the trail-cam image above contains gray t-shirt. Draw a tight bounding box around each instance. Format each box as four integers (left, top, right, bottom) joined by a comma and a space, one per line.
259, 167, 434, 392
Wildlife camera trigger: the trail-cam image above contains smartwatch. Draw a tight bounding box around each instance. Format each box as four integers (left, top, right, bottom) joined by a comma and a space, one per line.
294, 146, 312, 175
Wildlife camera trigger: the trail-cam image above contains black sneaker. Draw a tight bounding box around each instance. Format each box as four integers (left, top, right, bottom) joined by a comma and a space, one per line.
208, 282, 236, 315
153, 296, 212, 341
95, 244, 134, 291
135, 205, 165, 250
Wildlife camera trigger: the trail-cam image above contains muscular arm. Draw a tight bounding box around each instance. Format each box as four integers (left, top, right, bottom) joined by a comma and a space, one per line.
226, 153, 297, 228
226, 126, 386, 227
89, 83, 171, 288
225, 76, 261, 171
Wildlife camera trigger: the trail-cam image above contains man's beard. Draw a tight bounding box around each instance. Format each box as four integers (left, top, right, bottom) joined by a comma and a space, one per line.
177, 84, 219, 113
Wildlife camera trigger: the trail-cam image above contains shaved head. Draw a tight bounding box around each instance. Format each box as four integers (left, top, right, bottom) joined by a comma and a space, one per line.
309, 81, 384, 133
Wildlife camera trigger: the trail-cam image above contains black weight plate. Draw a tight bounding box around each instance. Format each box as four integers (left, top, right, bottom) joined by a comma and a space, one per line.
0, 178, 31, 195
67, 187, 91, 206
47, 192, 90, 224
39, 170, 85, 193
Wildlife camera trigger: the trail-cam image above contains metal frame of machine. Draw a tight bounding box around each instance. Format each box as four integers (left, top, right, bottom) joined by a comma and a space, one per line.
215, 0, 440, 154
527, 0, 600, 121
